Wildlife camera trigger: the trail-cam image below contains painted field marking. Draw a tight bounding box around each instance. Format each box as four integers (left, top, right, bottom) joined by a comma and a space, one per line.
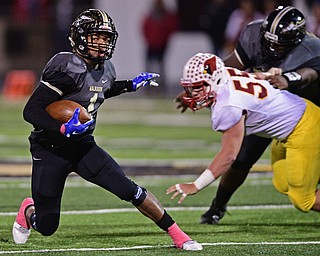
1, 205, 316, 254
0, 205, 293, 216
1, 241, 320, 254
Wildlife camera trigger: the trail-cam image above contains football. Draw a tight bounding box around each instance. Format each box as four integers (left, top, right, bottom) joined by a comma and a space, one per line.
46, 100, 91, 123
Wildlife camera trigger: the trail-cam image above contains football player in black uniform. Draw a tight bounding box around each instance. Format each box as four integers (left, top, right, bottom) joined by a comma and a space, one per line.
199, 5, 320, 224
177, 6, 320, 224
12, 9, 202, 251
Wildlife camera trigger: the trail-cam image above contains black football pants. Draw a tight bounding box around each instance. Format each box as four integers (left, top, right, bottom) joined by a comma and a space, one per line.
29, 135, 141, 236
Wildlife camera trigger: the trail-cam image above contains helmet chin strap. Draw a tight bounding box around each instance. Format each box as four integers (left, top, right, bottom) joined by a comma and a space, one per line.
75, 50, 104, 68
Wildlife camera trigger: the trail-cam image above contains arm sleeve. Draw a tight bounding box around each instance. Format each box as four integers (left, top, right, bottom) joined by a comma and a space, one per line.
104, 80, 135, 98
42, 70, 80, 96
23, 69, 79, 132
23, 84, 63, 132
295, 56, 320, 74
235, 20, 263, 69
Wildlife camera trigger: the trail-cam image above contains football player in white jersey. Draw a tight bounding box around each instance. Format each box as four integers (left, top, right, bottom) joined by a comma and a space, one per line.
177, 5, 320, 225
167, 53, 320, 214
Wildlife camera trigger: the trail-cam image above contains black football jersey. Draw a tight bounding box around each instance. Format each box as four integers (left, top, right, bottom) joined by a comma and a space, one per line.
235, 20, 320, 106
24, 52, 133, 147
41, 53, 117, 123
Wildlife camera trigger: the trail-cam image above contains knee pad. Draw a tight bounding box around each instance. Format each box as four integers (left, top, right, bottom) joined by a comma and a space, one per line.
37, 213, 60, 236
131, 186, 147, 206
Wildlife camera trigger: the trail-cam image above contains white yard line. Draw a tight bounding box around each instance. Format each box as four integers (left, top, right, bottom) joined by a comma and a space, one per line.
1, 204, 313, 255
1, 241, 320, 254
0, 205, 293, 216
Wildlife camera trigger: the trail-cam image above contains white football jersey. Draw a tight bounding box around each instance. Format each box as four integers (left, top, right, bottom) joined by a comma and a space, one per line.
211, 68, 306, 140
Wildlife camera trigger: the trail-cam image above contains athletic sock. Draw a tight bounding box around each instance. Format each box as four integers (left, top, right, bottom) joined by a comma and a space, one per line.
167, 223, 191, 248
215, 184, 234, 208
156, 211, 190, 248
156, 210, 174, 231
30, 212, 38, 231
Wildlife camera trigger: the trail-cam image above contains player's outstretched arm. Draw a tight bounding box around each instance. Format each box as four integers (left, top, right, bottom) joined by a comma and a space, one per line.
132, 72, 160, 90
167, 116, 245, 204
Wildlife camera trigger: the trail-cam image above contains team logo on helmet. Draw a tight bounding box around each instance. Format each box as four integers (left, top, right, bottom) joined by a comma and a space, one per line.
260, 6, 306, 63
69, 9, 118, 63
181, 53, 228, 111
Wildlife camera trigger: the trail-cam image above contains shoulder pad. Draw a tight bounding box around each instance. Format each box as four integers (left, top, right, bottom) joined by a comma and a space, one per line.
47, 52, 87, 74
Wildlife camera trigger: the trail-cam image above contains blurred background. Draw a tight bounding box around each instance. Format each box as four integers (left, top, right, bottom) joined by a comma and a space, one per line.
0, 0, 317, 95
0, 0, 318, 174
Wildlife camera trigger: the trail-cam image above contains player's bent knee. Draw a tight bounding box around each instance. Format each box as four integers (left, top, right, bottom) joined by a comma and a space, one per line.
131, 186, 147, 206
288, 194, 313, 213
38, 214, 60, 236
272, 179, 288, 194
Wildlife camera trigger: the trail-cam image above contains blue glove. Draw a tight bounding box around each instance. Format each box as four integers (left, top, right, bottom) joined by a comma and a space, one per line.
61, 108, 94, 138
132, 72, 160, 90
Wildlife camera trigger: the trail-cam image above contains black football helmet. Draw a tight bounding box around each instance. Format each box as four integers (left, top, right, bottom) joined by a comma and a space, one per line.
260, 6, 306, 64
69, 9, 118, 63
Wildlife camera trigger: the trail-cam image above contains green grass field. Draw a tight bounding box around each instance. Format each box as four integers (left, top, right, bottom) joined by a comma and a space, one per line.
1, 95, 313, 255
0, 95, 270, 163
1, 174, 320, 255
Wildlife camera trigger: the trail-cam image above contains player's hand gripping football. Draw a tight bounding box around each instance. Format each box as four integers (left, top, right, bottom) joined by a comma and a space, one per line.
60, 108, 94, 137
132, 72, 160, 90
166, 182, 199, 204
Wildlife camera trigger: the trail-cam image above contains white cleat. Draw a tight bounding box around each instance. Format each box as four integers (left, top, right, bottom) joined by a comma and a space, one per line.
12, 221, 31, 244
12, 197, 34, 244
182, 240, 203, 251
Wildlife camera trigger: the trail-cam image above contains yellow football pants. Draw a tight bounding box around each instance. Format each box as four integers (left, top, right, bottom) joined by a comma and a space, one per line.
272, 99, 320, 212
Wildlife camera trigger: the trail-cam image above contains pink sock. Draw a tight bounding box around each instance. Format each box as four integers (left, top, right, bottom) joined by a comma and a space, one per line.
167, 223, 191, 248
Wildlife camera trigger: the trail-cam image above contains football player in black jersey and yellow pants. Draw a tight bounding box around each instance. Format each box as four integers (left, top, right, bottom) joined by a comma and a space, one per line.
12, 9, 202, 251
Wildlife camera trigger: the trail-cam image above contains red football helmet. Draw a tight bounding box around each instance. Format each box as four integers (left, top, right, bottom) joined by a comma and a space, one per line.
181, 53, 228, 110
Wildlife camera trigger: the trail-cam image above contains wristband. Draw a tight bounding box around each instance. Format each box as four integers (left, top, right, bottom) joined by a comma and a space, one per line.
193, 169, 215, 190
282, 72, 302, 88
